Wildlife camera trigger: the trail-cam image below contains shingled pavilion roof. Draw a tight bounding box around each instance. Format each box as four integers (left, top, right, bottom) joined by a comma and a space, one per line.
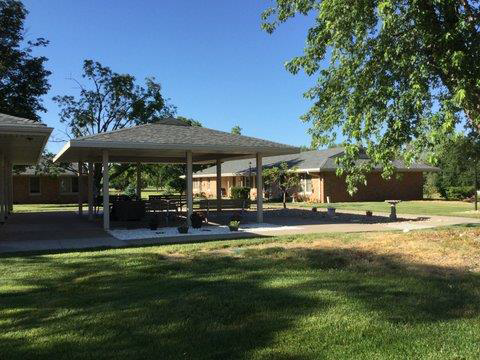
54, 118, 299, 164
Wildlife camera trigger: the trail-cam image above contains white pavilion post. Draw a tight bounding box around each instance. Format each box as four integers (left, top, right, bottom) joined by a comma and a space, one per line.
0, 153, 4, 223
256, 153, 263, 223
3, 158, 8, 217
136, 162, 141, 199
88, 162, 94, 220
186, 150, 193, 227
78, 160, 84, 216
102, 150, 110, 230
216, 159, 222, 213
7, 160, 13, 213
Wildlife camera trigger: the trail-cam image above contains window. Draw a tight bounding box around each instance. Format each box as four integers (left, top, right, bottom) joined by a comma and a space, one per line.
60, 177, 79, 194
301, 174, 313, 194
193, 179, 200, 191
29, 177, 41, 195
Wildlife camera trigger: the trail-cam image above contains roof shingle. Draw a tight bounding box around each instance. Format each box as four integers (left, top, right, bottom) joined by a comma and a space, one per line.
75, 122, 296, 150
0, 113, 46, 127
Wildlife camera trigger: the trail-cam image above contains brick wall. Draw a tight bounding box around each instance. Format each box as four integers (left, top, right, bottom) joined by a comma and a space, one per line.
13, 175, 88, 204
321, 172, 424, 202
193, 171, 424, 203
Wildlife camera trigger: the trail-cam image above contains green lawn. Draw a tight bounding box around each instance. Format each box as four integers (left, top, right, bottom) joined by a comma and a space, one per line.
267, 199, 480, 218
1, 229, 480, 359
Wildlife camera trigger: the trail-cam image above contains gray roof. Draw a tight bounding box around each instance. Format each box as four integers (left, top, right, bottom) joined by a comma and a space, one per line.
54, 118, 299, 164
194, 148, 439, 176
75, 120, 295, 150
0, 113, 47, 127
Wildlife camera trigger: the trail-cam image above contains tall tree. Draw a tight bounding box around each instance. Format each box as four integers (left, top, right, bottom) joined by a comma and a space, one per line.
54, 60, 175, 189
0, 0, 50, 120
231, 125, 242, 135
262, 1, 480, 193
53, 60, 175, 139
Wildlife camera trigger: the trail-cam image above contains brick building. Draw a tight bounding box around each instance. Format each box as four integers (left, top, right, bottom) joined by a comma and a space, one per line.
13, 167, 87, 204
192, 148, 438, 202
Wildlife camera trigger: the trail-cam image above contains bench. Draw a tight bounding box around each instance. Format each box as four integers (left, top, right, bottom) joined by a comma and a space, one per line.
194, 199, 251, 222
149, 195, 186, 212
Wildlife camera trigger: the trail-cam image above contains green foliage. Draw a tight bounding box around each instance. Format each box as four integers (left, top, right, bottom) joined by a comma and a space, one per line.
262, 1, 480, 193
228, 220, 240, 229
445, 186, 475, 201
231, 125, 242, 135
433, 132, 480, 198
230, 186, 251, 200
13, 151, 72, 176
422, 172, 438, 199
0, 0, 51, 120
124, 183, 136, 198
263, 161, 301, 208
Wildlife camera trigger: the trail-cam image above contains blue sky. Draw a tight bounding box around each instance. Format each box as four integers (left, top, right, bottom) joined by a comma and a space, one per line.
22, 0, 318, 153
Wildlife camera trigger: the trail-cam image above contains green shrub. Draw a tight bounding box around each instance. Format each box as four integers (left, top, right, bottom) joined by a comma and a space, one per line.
230, 186, 251, 200
445, 186, 475, 200
124, 183, 136, 198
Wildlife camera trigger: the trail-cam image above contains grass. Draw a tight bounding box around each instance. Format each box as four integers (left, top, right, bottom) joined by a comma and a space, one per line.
1, 227, 480, 359
267, 199, 480, 218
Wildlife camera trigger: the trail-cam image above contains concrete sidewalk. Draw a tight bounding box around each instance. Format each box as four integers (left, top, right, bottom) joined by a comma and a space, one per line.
1, 210, 479, 254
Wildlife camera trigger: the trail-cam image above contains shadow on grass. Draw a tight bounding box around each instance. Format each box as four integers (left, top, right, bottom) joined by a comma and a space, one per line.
1, 246, 479, 359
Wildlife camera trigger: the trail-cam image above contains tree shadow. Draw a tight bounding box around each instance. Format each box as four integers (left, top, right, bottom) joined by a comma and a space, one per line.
1, 246, 479, 359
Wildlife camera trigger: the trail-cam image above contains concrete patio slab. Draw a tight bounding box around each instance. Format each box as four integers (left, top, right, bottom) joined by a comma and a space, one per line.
1, 209, 479, 254
0, 211, 123, 253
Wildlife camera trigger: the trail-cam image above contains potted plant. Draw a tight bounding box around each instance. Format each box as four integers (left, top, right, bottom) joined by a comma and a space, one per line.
327, 207, 336, 216
229, 212, 243, 223
177, 225, 189, 234
228, 220, 240, 231
190, 212, 204, 229
149, 217, 159, 230
311, 206, 317, 212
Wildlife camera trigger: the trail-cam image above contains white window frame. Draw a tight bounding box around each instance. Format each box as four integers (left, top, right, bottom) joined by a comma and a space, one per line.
59, 176, 79, 195
301, 173, 313, 195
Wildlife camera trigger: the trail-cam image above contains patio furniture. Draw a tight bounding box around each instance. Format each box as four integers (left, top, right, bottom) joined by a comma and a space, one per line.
112, 200, 146, 221
146, 199, 178, 225
149, 195, 186, 212
385, 200, 401, 220
195, 198, 251, 223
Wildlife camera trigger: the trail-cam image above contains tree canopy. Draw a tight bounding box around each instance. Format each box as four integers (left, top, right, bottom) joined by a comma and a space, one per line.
53, 59, 175, 139
432, 130, 480, 198
0, 0, 51, 120
262, 0, 480, 192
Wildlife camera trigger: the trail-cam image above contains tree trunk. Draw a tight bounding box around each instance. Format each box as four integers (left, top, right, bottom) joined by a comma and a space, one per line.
283, 191, 287, 209
475, 159, 478, 211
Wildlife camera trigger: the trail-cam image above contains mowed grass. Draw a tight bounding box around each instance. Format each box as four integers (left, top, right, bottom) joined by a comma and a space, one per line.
1, 228, 480, 359
267, 200, 480, 218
